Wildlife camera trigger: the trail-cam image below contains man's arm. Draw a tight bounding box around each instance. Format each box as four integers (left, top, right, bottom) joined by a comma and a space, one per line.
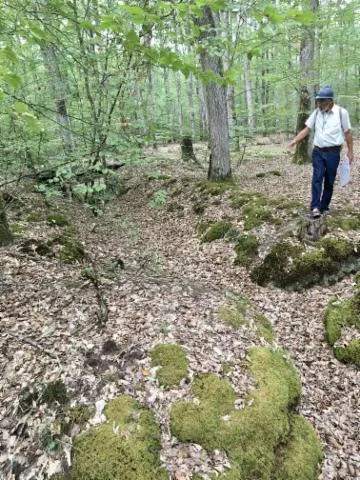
287, 126, 311, 148
344, 130, 354, 163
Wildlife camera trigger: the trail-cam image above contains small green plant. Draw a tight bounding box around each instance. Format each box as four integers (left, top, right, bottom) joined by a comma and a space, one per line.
148, 189, 167, 209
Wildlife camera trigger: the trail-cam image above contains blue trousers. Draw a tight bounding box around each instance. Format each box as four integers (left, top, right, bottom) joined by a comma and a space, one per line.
311, 147, 341, 211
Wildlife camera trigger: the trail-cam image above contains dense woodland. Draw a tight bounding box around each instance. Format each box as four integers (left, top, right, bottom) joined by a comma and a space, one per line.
0, 1, 359, 480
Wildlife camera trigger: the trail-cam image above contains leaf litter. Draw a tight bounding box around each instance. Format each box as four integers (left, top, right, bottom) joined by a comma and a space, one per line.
0, 139, 359, 479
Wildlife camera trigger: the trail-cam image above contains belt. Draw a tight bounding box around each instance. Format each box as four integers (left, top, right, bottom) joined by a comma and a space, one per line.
314, 145, 342, 152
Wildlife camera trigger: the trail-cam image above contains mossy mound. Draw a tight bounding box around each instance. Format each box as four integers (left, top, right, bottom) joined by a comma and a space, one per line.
198, 180, 238, 196
54, 232, 85, 263
72, 396, 167, 480
201, 220, 237, 243
229, 192, 254, 209
251, 237, 360, 290
324, 285, 360, 366
170, 348, 322, 480
234, 234, 259, 266
47, 213, 70, 227
60, 405, 94, 435
150, 343, 188, 387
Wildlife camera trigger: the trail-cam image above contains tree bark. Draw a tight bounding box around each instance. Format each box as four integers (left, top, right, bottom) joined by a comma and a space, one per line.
244, 55, 255, 134
41, 44, 73, 155
0, 195, 13, 246
196, 6, 231, 181
293, 0, 319, 164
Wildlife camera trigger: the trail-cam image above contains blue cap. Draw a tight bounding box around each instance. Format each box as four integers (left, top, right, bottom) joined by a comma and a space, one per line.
315, 86, 334, 99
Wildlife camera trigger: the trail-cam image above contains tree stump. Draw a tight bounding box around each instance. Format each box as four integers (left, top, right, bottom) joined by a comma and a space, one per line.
181, 136, 197, 162
298, 215, 328, 242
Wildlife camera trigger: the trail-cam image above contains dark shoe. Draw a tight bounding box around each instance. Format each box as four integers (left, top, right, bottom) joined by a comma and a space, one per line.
311, 208, 321, 218
321, 209, 330, 216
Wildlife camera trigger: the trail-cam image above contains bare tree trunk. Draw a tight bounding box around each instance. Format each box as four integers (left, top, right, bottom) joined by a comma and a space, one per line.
293, 0, 319, 164
187, 73, 196, 138
197, 80, 208, 140
196, 6, 231, 181
0, 195, 13, 246
41, 44, 73, 154
243, 55, 255, 134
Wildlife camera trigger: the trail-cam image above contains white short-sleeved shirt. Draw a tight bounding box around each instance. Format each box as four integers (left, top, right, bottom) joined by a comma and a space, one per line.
305, 104, 351, 148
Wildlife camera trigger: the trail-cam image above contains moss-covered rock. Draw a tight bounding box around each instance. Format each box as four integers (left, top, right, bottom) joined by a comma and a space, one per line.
325, 288, 360, 366
276, 415, 323, 480
72, 395, 167, 480
54, 232, 85, 263
201, 221, 237, 243
150, 343, 188, 387
234, 234, 259, 266
170, 348, 322, 479
47, 213, 70, 227
252, 238, 360, 290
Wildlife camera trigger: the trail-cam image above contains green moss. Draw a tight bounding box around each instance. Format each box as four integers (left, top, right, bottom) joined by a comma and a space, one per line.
47, 213, 70, 227
18, 380, 68, 414
55, 233, 85, 263
61, 405, 94, 435
229, 192, 254, 209
170, 348, 319, 480
27, 212, 45, 222
242, 201, 273, 230
328, 216, 360, 231
334, 340, 360, 366
72, 396, 167, 480
201, 221, 236, 243
254, 314, 274, 342
252, 238, 360, 290
198, 181, 237, 196
150, 344, 188, 387
277, 415, 323, 480
234, 234, 259, 266
42, 380, 68, 405
325, 289, 360, 366
218, 294, 250, 328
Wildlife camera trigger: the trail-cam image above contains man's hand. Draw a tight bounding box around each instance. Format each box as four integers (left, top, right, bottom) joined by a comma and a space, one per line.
347, 152, 354, 164
287, 139, 297, 149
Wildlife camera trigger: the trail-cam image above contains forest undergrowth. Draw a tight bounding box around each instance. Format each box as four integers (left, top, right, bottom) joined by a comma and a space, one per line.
0, 139, 359, 480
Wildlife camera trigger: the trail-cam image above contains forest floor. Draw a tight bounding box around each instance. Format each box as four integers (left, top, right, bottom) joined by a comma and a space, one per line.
0, 138, 359, 480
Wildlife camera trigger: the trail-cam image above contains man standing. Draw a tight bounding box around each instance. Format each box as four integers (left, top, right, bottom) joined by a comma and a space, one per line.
288, 86, 354, 218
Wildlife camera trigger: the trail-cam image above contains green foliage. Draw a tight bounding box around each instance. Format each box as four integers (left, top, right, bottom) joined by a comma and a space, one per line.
170, 348, 321, 479
234, 234, 259, 266
150, 344, 188, 387
148, 189, 167, 209
72, 396, 167, 480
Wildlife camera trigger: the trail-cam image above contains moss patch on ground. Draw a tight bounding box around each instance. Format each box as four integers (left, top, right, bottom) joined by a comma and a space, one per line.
234, 234, 259, 266
200, 220, 237, 243
150, 343, 188, 387
197, 180, 238, 196
218, 293, 274, 342
47, 213, 70, 227
72, 396, 167, 480
170, 347, 322, 480
251, 237, 360, 290
54, 232, 85, 263
327, 215, 360, 231
324, 283, 360, 366
218, 294, 251, 329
